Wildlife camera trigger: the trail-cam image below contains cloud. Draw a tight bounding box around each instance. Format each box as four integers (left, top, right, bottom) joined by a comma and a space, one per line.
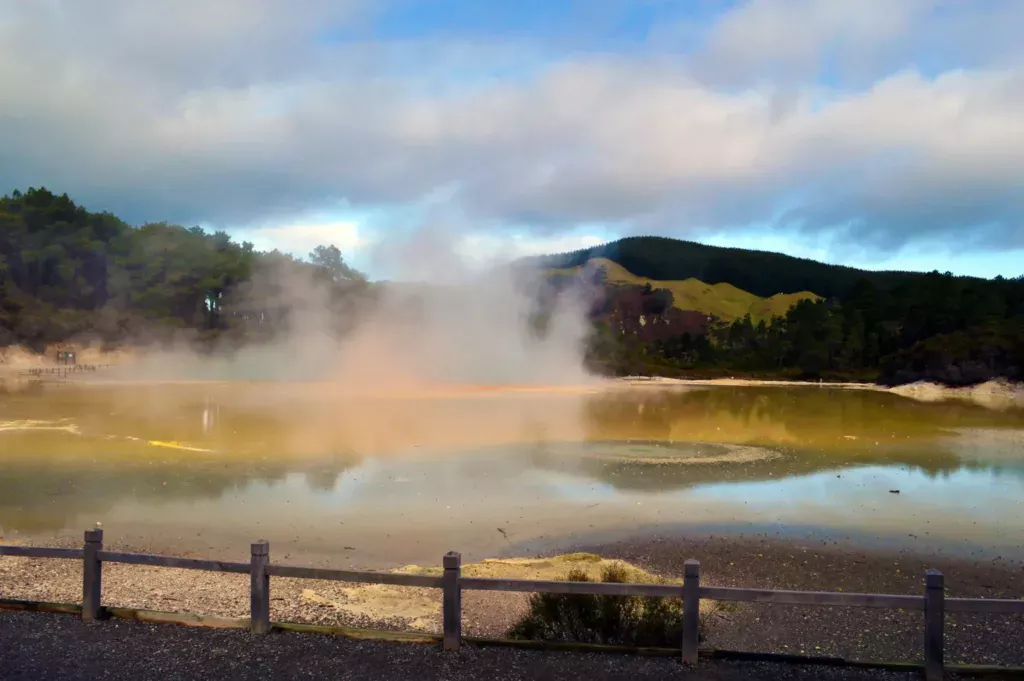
1, 0, 1023, 255
242, 221, 367, 257
690, 0, 1024, 87
456, 232, 609, 266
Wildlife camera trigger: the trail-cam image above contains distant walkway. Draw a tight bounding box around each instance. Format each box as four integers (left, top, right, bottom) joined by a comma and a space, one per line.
0, 611, 923, 681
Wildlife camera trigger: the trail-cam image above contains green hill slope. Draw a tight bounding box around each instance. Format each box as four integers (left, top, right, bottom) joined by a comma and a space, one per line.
532, 236, 969, 299
551, 257, 819, 322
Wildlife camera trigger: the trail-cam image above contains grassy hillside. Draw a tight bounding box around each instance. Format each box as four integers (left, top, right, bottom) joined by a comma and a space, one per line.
533, 236, 960, 299
551, 257, 818, 322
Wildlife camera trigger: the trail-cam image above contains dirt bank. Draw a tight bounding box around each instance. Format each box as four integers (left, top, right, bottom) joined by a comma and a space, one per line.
3, 533, 1022, 667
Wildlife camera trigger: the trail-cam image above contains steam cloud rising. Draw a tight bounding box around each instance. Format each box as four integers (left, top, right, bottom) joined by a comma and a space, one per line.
113, 233, 601, 392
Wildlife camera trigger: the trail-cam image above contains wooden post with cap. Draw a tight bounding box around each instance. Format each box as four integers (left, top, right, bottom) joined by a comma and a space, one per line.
443, 551, 462, 650
924, 569, 944, 681
82, 528, 103, 621
250, 540, 270, 634
682, 558, 700, 664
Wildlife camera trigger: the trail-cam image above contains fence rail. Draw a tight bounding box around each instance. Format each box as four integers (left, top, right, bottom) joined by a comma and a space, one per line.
98, 551, 250, 574
0, 546, 84, 560
459, 577, 681, 598
699, 586, 926, 610
4, 531, 1024, 680
265, 564, 444, 588
16, 363, 114, 381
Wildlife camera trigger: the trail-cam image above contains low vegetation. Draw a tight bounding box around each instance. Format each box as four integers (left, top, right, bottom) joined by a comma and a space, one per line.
508, 564, 691, 648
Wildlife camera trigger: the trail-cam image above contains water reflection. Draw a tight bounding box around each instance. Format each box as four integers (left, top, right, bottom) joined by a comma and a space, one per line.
0, 383, 1021, 548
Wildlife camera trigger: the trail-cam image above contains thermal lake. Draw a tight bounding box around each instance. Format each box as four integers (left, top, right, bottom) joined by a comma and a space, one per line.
1, 381, 1022, 566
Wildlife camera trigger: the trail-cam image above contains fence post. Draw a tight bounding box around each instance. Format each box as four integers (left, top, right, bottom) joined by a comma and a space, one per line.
250, 540, 270, 634
924, 569, 944, 681
682, 559, 700, 664
82, 528, 103, 621
443, 551, 462, 651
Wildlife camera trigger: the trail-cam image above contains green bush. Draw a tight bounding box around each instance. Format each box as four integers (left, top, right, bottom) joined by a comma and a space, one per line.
507, 564, 689, 647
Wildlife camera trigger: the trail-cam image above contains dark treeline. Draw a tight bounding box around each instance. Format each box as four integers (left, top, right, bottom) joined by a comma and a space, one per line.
3, 188, 1022, 386
581, 263, 1024, 385
532, 235, 1001, 300
0, 187, 369, 351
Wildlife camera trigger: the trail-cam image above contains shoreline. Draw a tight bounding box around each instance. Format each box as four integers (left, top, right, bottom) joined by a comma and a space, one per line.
7, 368, 1024, 411
2, 345, 1021, 410
2, 531, 1022, 666
620, 376, 1024, 409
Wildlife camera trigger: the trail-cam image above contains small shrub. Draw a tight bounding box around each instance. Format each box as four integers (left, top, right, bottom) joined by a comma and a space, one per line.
508, 564, 691, 647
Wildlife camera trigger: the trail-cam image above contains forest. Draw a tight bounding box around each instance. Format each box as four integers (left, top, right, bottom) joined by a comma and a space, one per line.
0, 187, 369, 352
2, 187, 1022, 385
574, 244, 1024, 385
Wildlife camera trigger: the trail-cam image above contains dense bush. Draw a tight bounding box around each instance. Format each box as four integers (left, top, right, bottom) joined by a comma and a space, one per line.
508, 564, 690, 647
0, 187, 367, 350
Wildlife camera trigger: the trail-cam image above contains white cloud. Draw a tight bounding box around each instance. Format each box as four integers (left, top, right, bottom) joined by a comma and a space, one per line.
1, 0, 1023, 255
692, 0, 928, 85
241, 220, 367, 258
691, 0, 1024, 87
456, 232, 609, 266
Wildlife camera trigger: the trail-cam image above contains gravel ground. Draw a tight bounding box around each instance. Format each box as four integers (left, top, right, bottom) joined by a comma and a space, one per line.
0, 549, 532, 637
0, 610, 927, 681
3, 533, 1023, 669
579, 533, 1024, 666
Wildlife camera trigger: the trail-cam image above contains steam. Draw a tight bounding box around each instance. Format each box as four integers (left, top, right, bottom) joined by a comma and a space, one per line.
110, 228, 602, 391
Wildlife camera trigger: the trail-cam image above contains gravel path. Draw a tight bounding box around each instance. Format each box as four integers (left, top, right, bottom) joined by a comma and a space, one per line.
0, 610, 925, 681
580, 533, 1024, 667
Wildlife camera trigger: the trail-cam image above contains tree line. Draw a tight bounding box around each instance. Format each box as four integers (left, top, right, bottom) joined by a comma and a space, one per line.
0, 187, 368, 351
533, 235, 1014, 301
3, 188, 1022, 385
585, 269, 1024, 385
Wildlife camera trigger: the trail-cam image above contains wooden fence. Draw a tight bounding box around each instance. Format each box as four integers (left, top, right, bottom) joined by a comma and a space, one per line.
21, 363, 112, 379
3, 530, 1024, 680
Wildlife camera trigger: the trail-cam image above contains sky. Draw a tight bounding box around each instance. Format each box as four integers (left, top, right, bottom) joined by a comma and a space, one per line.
2, 0, 1023, 280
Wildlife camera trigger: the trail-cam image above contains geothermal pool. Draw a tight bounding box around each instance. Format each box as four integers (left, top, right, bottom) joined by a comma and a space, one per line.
1, 381, 1023, 566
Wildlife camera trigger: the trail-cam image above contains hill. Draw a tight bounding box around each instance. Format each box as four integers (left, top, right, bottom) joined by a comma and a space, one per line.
549, 257, 818, 323
2, 188, 1022, 386
537, 238, 1022, 385
531, 236, 972, 299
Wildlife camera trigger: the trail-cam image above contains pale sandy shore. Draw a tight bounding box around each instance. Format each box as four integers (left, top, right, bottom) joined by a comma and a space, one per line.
622, 376, 1024, 410
887, 379, 1024, 409
619, 376, 876, 390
